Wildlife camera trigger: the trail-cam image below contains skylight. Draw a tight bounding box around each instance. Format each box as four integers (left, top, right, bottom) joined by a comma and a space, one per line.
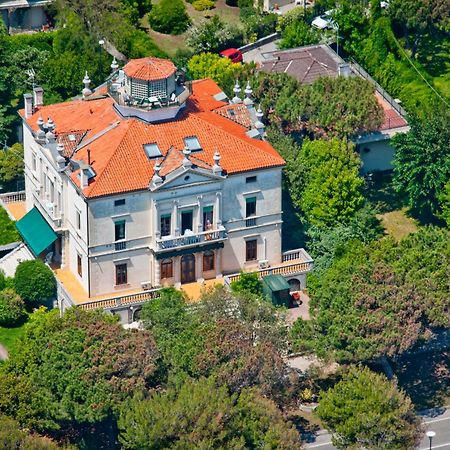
184, 136, 202, 152
143, 143, 162, 159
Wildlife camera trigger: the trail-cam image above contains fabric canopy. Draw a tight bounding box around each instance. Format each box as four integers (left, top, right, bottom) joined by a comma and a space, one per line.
16, 207, 57, 256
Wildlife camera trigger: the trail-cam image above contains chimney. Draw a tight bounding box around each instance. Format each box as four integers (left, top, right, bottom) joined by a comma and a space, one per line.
338, 63, 351, 78
33, 86, 44, 107
24, 93, 33, 118
80, 169, 89, 188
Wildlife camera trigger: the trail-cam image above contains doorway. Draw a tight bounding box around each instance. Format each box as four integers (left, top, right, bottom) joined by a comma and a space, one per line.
181, 254, 196, 283
181, 210, 193, 235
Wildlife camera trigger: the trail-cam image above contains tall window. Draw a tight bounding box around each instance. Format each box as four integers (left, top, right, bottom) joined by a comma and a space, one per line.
203, 251, 215, 271
115, 220, 126, 241
203, 206, 213, 231
246, 239, 257, 261
115, 264, 127, 285
77, 253, 82, 277
160, 214, 171, 237
245, 197, 256, 217
76, 210, 81, 230
49, 180, 55, 203
161, 259, 173, 279
32, 153, 37, 171
181, 210, 193, 235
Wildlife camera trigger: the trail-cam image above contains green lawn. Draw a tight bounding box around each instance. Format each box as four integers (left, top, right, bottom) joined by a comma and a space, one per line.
0, 321, 27, 356
0, 205, 20, 245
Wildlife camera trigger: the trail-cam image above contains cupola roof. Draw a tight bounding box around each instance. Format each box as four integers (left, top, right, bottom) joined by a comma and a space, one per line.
123, 57, 177, 81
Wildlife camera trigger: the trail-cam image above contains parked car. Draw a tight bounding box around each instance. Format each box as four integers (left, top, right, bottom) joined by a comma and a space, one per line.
220, 48, 243, 63
311, 10, 337, 30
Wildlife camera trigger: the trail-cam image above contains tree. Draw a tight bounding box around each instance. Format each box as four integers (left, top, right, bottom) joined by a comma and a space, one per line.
230, 271, 263, 296
0, 308, 160, 433
0, 289, 26, 326
118, 377, 302, 449
148, 0, 190, 35
0, 206, 21, 245
391, 111, 450, 219
186, 16, 244, 53
439, 181, 450, 227
316, 366, 423, 450
275, 76, 384, 138
14, 260, 56, 304
0, 414, 72, 449
291, 227, 450, 362
187, 53, 241, 95
0, 143, 24, 188
279, 20, 320, 50
300, 139, 364, 228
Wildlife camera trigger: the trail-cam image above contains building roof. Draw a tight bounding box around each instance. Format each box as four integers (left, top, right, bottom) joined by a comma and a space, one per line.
122, 57, 177, 82
21, 77, 284, 199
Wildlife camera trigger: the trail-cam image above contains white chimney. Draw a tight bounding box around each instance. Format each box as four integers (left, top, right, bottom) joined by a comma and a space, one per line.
80, 169, 89, 188
338, 63, 351, 78
23, 93, 33, 118
33, 86, 44, 107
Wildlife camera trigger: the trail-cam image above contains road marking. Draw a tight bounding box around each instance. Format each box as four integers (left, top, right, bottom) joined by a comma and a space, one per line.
425, 416, 450, 424
419, 443, 450, 450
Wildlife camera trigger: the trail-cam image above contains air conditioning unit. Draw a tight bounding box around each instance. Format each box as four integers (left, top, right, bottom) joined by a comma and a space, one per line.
258, 259, 269, 269
141, 281, 152, 291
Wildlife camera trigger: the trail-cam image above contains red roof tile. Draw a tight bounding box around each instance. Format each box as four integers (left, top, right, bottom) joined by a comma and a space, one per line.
21, 77, 285, 199
123, 57, 176, 81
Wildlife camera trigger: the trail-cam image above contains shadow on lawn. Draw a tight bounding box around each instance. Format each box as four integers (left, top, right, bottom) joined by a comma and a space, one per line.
392, 350, 450, 410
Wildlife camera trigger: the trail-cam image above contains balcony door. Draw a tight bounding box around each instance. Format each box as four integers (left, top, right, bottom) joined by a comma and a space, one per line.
181, 254, 196, 284
181, 210, 193, 235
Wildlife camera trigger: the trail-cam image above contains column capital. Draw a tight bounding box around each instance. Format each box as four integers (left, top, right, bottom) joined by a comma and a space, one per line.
215, 192, 222, 198
197, 195, 203, 202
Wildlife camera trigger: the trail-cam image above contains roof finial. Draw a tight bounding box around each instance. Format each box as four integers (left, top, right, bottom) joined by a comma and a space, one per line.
243, 81, 253, 107
111, 57, 119, 72
37, 115, 45, 130
82, 71, 92, 98
255, 105, 264, 129
232, 80, 242, 104
212, 149, 222, 175
45, 117, 56, 142
182, 146, 192, 168
152, 163, 163, 186
57, 142, 64, 154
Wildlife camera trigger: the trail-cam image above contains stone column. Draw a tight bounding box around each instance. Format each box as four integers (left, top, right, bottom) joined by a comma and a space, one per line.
174, 256, 181, 288
154, 256, 161, 287
215, 192, 222, 228
215, 249, 223, 279
172, 200, 179, 236
197, 195, 203, 233
196, 252, 204, 283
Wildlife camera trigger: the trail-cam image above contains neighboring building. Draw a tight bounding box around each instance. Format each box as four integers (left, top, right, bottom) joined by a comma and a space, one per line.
0, 0, 52, 32
17, 57, 313, 322
256, 44, 409, 173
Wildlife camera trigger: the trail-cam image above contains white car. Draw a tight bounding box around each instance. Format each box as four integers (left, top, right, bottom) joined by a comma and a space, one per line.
311, 10, 337, 30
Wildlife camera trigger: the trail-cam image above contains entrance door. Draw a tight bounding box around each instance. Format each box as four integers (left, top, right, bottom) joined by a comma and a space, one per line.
181, 254, 196, 283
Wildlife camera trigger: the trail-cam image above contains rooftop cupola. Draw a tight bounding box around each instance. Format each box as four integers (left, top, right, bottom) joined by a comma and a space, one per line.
212, 150, 222, 175
232, 80, 242, 104
182, 146, 192, 168
111, 57, 119, 73
243, 81, 253, 107
82, 71, 92, 98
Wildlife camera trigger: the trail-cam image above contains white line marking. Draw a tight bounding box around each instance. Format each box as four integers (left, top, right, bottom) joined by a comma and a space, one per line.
424, 416, 450, 424
419, 443, 450, 450
306, 442, 333, 448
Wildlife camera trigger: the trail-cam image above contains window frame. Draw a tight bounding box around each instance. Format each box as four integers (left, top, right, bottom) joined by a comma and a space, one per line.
115, 220, 126, 241
160, 214, 171, 237
245, 239, 257, 261
77, 253, 82, 277
246, 176, 257, 184
115, 263, 128, 285
203, 250, 215, 271
114, 199, 126, 207
161, 258, 173, 279
245, 197, 257, 218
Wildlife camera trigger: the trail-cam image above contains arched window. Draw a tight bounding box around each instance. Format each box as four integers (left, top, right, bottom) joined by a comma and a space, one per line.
203, 250, 215, 272
161, 259, 173, 279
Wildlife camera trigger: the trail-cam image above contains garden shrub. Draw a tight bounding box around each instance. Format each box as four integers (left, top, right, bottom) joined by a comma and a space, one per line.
230, 272, 263, 296
0, 289, 26, 326
192, 0, 215, 10
148, 0, 191, 35
14, 260, 56, 304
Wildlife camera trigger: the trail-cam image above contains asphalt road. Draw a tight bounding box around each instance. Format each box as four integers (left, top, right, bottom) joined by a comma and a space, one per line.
305, 406, 450, 450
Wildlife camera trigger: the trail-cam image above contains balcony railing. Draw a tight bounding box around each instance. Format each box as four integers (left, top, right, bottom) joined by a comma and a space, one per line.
156, 228, 227, 251
0, 191, 25, 203
115, 241, 127, 251
282, 248, 313, 263
245, 217, 257, 227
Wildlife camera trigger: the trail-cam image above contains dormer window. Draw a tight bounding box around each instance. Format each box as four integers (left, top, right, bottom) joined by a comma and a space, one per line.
144, 143, 162, 159
184, 136, 202, 152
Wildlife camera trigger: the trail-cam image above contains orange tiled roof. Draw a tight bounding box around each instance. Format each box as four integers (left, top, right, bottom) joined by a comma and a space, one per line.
123, 57, 176, 81
21, 78, 285, 199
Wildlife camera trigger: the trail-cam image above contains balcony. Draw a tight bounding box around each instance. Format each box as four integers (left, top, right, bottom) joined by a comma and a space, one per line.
115, 241, 127, 251
155, 228, 227, 252
245, 217, 257, 227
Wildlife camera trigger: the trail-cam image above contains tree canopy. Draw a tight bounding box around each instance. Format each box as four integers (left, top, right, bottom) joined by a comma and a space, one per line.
291, 227, 450, 362
118, 377, 302, 449
391, 111, 450, 220
316, 366, 422, 450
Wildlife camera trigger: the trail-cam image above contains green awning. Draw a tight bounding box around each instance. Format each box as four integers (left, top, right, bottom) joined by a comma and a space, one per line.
16, 207, 57, 256
155, 241, 224, 260
262, 274, 290, 292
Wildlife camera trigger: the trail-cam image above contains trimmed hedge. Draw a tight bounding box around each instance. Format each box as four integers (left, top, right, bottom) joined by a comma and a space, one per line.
14, 260, 56, 304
